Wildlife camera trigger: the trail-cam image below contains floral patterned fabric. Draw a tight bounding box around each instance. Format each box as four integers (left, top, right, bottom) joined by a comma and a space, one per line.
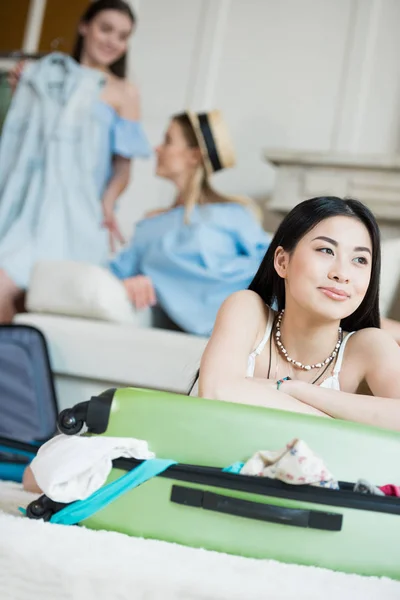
240, 438, 339, 489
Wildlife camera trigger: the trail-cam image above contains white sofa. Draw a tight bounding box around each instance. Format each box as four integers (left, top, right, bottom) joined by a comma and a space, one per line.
14, 311, 207, 411
13, 236, 400, 412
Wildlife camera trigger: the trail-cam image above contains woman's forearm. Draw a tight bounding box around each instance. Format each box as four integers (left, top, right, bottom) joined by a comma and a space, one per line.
199, 376, 329, 417
283, 380, 400, 431
102, 159, 131, 207
102, 172, 129, 207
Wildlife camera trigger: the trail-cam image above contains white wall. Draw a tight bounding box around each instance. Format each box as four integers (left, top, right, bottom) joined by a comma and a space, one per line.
116, 0, 400, 238
8, 0, 400, 237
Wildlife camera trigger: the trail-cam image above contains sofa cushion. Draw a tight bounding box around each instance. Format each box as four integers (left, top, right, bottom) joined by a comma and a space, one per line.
27, 261, 151, 326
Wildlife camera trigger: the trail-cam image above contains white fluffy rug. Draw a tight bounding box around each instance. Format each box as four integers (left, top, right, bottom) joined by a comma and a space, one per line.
1, 481, 399, 600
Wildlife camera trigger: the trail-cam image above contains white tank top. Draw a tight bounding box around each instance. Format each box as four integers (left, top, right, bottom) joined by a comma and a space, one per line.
247, 310, 355, 390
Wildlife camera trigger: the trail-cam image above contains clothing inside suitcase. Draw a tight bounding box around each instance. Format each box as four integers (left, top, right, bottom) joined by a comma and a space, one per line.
26, 387, 400, 580
0, 325, 58, 481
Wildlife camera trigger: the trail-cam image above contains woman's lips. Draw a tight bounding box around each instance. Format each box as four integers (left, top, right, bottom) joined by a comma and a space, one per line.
319, 287, 349, 301
98, 46, 118, 58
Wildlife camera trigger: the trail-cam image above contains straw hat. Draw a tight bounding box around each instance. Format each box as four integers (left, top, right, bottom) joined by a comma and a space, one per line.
186, 110, 236, 176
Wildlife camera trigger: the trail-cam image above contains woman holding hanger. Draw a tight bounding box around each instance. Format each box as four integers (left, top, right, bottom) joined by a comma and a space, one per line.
0, 0, 151, 321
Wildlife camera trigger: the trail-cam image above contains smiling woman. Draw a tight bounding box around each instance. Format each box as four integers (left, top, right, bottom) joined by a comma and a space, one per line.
197, 196, 400, 432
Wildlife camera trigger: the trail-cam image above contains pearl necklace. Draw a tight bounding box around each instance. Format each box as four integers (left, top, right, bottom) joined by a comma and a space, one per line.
274, 310, 342, 371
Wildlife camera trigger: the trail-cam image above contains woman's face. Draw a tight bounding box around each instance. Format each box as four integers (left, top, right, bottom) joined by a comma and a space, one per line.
275, 216, 373, 321
155, 121, 201, 181
80, 10, 133, 68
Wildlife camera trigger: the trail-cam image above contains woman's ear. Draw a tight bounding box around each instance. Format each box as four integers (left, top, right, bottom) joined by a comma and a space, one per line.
274, 246, 289, 278
189, 148, 203, 168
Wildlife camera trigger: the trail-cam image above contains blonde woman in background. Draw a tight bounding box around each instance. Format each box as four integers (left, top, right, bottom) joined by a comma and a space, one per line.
109, 110, 271, 335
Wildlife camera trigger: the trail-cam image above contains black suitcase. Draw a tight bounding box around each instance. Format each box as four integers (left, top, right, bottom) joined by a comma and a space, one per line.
0, 324, 58, 481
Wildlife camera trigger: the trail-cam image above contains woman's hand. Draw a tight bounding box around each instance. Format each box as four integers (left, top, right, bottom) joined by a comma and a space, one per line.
102, 200, 125, 252
7, 60, 25, 93
123, 275, 157, 310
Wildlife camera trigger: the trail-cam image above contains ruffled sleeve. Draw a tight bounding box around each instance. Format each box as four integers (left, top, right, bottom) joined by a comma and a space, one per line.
112, 117, 152, 159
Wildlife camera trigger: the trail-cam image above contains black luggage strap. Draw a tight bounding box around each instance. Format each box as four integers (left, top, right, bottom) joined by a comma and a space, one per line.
170, 485, 343, 531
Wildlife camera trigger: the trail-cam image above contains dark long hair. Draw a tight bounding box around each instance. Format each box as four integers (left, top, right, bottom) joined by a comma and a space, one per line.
249, 196, 381, 331
72, 0, 136, 78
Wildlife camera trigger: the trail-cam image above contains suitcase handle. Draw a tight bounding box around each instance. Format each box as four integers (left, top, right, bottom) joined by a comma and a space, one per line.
170, 485, 343, 531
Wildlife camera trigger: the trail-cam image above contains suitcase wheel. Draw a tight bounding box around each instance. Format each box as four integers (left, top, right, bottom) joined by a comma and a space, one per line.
26, 497, 53, 522
58, 409, 84, 435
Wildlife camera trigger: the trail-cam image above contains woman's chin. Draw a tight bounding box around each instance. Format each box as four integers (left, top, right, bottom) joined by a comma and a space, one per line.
155, 166, 168, 179
89, 49, 122, 69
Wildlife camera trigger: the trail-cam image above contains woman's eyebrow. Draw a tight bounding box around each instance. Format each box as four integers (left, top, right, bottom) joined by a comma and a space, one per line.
312, 236, 371, 255
354, 246, 371, 255
312, 235, 337, 246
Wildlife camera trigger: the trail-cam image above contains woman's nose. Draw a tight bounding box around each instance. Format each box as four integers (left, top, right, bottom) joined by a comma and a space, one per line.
329, 271, 349, 284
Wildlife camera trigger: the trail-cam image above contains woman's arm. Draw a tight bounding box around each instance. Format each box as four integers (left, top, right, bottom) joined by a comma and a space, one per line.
102, 82, 141, 249
199, 291, 328, 417
280, 380, 400, 431
102, 156, 132, 206
102, 155, 131, 251
280, 329, 400, 431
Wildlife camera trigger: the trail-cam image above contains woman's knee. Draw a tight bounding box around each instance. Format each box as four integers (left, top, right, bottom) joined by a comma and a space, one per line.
22, 466, 42, 494
0, 269, 21, 299
0, 270, 23, 322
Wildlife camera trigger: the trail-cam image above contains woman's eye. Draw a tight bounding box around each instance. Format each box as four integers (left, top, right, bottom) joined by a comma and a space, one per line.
318, 247, 334, 255
353, 256, 368, 265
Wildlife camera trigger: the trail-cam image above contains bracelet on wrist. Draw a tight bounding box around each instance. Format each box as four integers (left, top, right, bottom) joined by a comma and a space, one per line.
276, 376, 291, 390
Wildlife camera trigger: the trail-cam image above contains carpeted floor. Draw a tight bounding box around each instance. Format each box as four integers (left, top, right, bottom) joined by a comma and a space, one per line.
0, 481, 399, 600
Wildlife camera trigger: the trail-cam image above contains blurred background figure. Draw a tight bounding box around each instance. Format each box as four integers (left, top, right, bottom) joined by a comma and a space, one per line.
110, 110, 271, 335
0, 0, 151, 322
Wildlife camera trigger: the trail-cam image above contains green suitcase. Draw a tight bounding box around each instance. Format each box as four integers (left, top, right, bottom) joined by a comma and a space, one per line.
28, 387, 400, 579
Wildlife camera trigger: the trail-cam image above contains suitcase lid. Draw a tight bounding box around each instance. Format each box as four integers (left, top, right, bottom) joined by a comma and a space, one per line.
0, 324, 58, 442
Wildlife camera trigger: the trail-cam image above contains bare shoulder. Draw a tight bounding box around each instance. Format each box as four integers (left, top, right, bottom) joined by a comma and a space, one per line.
220, 289, 268, 317
106, 76, 140, 118
119, 79, 140, 101
203, 291, 271, 362
119, 80, 140, 119
215, 290, 270, 339
351, 326, 395, 346
349, 327, 400, 360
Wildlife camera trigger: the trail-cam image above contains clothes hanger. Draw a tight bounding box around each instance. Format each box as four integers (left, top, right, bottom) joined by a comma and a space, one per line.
0, 51, 47, 60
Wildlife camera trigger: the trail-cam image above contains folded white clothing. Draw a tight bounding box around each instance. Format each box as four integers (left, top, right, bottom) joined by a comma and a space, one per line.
30, 434, 155, 503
